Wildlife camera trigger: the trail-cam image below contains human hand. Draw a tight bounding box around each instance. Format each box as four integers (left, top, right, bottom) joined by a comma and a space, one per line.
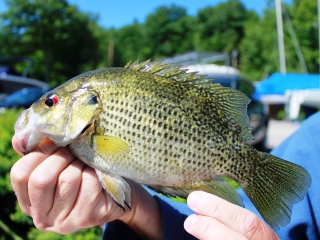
184, 191, 279, 240
10, 136, 162, 238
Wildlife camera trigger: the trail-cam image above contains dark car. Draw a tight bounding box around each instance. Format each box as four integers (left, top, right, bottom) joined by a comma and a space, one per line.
0, 87, 49, 108
207, 74, 269, 151
0, 57, 50, 97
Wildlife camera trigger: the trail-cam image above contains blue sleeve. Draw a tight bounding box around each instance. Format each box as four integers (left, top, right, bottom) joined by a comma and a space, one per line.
103, 188, 196, 240
239, 112, 320, 240
154, 195, 196, 240
271, 113, 320, 239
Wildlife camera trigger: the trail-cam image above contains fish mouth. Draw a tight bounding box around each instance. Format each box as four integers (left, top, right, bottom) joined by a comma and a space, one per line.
14, 104, 97, 155
14, 108, 47, 155
14, 109, 33, 155
14, 133, 28, 155
15, 122, 92, 155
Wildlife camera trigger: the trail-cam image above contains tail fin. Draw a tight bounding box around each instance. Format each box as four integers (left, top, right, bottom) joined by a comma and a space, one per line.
240, 151, 311, 229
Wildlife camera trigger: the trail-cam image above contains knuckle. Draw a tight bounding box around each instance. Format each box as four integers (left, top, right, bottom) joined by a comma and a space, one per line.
29, 173, 53, 189
34, 217, 72, 234
200, 218, 212, 236
10, 164, 28, 185
207, 200, 220, 218
59, 172, 77, 186
33, 217, 50, 231
192, 216, 216, 239
242, 213, 262, 239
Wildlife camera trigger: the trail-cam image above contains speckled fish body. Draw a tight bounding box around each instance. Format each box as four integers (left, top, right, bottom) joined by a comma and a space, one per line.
14, 60, 311, 229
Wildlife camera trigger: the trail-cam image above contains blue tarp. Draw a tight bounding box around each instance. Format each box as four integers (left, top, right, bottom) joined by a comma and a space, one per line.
255, 72, 320, 99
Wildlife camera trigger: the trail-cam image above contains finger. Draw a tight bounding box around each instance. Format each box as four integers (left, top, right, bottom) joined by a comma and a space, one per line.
10, 137, 60, 216
69, 167, 109, 227
72, 167, 129, 227
48, 159, 86, 220
29, 147, 76, 219
43, 166, 111, 234
184, 214, 246, 240
187, 191, 279, 240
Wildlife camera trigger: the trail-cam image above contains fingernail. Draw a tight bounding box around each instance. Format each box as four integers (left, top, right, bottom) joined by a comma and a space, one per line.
184, 214, 198, 230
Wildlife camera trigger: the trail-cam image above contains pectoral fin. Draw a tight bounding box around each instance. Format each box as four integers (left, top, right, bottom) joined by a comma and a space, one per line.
96, 170, 131, 210
93, 135, 130, 155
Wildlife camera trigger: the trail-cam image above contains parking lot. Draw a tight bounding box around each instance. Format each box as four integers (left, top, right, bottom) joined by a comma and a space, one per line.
266, 119, 301, 150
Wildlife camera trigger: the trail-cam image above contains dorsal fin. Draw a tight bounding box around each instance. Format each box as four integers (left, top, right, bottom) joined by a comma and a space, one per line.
125, 59, 211, 84
125, 60, 252, 140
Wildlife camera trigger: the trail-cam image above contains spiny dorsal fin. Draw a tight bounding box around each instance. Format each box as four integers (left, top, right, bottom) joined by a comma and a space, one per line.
125, 59, 211, 85
125, 59, 252, 141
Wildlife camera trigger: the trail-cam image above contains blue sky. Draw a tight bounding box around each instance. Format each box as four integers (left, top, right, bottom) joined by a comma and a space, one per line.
0, 0, 291, 29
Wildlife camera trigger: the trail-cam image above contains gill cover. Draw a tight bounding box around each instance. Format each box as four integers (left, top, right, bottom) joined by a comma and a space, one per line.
38, 88, 102, 146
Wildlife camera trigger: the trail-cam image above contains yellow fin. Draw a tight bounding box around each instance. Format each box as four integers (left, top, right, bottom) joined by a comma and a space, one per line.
96, 170, 131, 209
93, 135, 130, 155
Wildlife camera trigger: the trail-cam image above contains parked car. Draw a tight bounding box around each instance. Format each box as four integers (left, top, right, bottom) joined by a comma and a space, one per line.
0, 87, 49, 108
0, 57, 50, 99
184, 64, 269, 151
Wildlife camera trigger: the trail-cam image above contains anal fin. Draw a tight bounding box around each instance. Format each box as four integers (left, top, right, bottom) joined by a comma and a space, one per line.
148, 176, 243, 207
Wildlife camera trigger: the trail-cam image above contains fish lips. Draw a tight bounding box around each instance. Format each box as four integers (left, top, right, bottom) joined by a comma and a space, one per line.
14, 108, 47, 155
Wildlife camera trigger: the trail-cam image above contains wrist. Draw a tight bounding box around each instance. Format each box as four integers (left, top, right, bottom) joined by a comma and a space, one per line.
119, 181, 163, 240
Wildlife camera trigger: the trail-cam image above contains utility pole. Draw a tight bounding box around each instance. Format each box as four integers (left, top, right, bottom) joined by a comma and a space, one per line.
275, 0, 286, 73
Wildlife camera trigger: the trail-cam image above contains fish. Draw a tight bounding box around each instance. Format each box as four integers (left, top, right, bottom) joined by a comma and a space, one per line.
14, 59, 311, 229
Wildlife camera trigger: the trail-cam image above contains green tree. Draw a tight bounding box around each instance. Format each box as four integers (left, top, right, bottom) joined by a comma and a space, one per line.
195, 0, 248, 53
0, 0, 102, 85
112, 22, 149, 66
239, 9, 278, 81
290, 0, 319, 73
239, 0, 319, 80
144, 4, 195, 59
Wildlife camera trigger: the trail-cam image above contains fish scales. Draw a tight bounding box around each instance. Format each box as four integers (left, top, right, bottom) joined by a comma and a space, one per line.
14, 60, 311, 229
74, 68, 248, 184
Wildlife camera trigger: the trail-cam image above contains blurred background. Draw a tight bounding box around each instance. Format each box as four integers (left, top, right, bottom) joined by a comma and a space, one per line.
0, 0, 319, 239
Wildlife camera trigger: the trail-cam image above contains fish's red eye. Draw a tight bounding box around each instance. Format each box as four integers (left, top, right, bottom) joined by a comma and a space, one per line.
44, 94, 59, 107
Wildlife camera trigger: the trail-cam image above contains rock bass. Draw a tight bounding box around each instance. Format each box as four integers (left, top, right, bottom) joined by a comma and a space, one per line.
14, 60, 311, 229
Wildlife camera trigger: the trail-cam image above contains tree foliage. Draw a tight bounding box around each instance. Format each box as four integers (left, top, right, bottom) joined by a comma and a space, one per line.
195, 0, 247, 53
1, 0, 318, 84
144, 4, 195, 58
290, 0, 319, 72
1, 0, 102, 85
